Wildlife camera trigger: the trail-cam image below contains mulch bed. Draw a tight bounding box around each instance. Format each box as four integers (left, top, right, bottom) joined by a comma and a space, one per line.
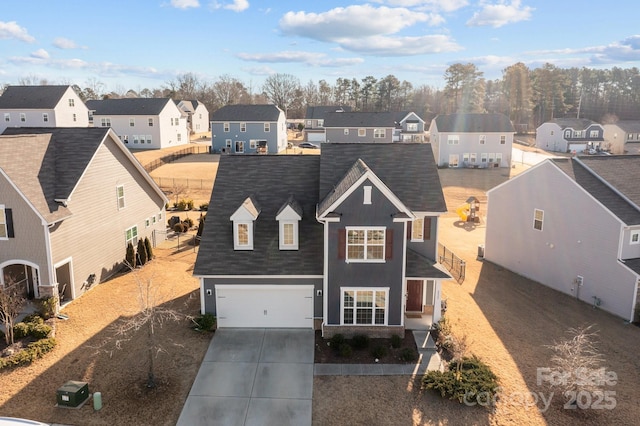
314, 330, 419, 364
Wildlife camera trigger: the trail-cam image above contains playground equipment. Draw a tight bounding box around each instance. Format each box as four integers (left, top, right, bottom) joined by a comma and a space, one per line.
456, 196, 480, 223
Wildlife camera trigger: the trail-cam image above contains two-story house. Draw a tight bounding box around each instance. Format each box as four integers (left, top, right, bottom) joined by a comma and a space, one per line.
602, 120, 640, 154
210, 104, 287, 154
395, 111, 427, 143
536, 118, 604, 153
0, 127, 167, 303
304, 106, 351, 143
485, 155, 640, 322
429, 113, 514, 168
324, 112, 397, 144
193, 143, 450, 337
176, 100, 209, 137
86, 98, 188, 150
0, 85, 89, 133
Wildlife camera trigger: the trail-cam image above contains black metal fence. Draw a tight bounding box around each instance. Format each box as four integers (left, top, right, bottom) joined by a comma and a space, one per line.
438, 243, 466, 283
143, 145, 209, 173
152, 177, 213, 190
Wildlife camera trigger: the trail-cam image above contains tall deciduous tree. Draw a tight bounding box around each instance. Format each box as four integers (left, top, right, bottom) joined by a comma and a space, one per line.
443, 63, 485, 113
261, 73, 300, 114
0, 276, 26, 346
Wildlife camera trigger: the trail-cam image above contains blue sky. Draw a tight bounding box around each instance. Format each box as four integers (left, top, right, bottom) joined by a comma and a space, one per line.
2, 0, 640, 93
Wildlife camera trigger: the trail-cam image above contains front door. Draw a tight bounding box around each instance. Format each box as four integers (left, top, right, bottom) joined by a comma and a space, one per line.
235, 141, 244, 153
406, 280, 423, 312
449, 154, 459, 167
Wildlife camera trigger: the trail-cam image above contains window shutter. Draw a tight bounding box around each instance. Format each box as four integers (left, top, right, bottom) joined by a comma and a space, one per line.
6, 208, 14, 238
424, 217, 431, 240
338, 229, 346, 259
385, 229, 393, 259
407, 221, 412, 239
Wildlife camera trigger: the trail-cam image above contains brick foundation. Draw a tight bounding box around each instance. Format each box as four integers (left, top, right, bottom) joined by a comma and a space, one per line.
321, 324, 404, 339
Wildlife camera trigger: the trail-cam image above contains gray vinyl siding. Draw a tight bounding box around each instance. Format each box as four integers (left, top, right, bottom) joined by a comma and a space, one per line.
211, 121, 279, 153
433, 131, 512, 167
0, 176, 50, 286
485, 161, 638, 321
326, 180, 405, 326
325, 127, 393, 144
49, 136, 166, 299
202, 277, 323, 318
406, 216, 437, 260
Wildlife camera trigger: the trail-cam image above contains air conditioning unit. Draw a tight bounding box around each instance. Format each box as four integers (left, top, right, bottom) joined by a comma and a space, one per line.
56, 380, 90, 408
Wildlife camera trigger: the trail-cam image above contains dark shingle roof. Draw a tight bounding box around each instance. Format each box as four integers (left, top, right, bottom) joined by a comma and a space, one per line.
86, 98, 171, 115
319, 143, 447, 213
406, 249, 451, 279
607, 120, 640, 133
547, 118, 597, 131
0, 85, 71, 109
323, 111, 397, 128
0, 127, 111, 223
305, 106, 352, 119
194, 155, 323, 276
318, 159, 369, 215
210, 104, 282, 122
552, 156, 640, 225
433, 113, 514, 133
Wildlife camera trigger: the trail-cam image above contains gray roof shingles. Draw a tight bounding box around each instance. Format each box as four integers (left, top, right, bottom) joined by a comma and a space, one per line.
305, 106, 352, 120
210, 104, 281, 122
0, 85, 71, 109
323, 111, 397, 128
433, 113, 515, 133
86, 98, 171, 115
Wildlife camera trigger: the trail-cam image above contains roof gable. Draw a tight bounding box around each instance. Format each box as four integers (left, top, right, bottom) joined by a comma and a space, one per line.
305, 106, 352, 120
210, 104, 282, 122
543, 118, 599, 131
0, 85, 73, 109
86, 98, 172, 115
433, 113, 514, 133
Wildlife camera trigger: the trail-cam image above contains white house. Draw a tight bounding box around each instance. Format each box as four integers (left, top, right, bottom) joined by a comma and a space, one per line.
176, 100, 209, 136
0, 85, 89, 133
86, 98, 188, 150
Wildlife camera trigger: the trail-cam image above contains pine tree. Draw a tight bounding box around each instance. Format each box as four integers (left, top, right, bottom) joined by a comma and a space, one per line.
137, 239, 147, 266
126, 242, 136, 268
144, 237, 153, 261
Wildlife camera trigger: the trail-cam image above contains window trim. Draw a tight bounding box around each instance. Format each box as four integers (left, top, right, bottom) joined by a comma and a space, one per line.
3, 113, 9, 122
129, 118, 135, 127
340, 287, 389, 326
447, 135, 459, 145
358, 128, 366, 137
345, 226, 386, 262
42, 113, 49, 123
279, 221, 299, 250
148, 118, 154, 127
223, 122, 230, 132
116, 185, 126, 210
20, 113, 26, 123
374, 128, 385, 138
411, 217, 424, 241
344, 128, 349, 135
240, 122, 246, 132
234, 222, 253, 250
500, 135, 506, 145
630, 231, 640, 245
479, 135, 486, 145
125, 225, 138, 247
533, 209, 544, 231
264, 123, 270, 132
0, 205, 8, 240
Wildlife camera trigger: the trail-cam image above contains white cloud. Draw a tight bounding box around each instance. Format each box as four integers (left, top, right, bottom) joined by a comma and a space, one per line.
338, 34, 462, 56
237, 50, 364, 67
526, 35, 640, 65
214, 0, 249, 12
31, 49, 50, 60
373, 0, 469, 13
243, 66, 276, 76
467, 0, 533, 28
170, 0, 200, 9
53, 37, 85, 49
0, 21, 35, 43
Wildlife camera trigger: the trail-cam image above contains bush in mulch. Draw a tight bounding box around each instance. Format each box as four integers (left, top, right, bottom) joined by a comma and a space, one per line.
315, 330, 419, 364
0, 315, 57, 370
421, 356, 499, 404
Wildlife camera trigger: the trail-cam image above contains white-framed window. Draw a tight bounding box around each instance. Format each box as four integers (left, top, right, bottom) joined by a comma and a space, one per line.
146, 135, 152, 144
116, 185, 125, 209
264, 123, 270, 132
129, 118, 135, 127
344, 129, 349, 135
4, 113, 9, 122
500, 135, 506, 144
0, 205, 8, 239
148, 118, 154, 127
177, 133, 182, 142
447, 135, 459, 145
225, 139, 232, 148
590, 130, 599, 138
125, 225, 138, 246
488, 153, 496, 163
479, 135, 486, 145
317, 119, 324, 128
133, 135, 139, 144
72, 113, 77, 122
341, 288, 388, 325
565, 130, 572, 138
279, 221, 298, 250
68, 98, 75, 107
407, 123, 418, 131
412, 218, 424, 241
358, 128, 366, 137
20, 113, 26, 122
374, 128, 385, 138
250, 140, 257, 149
145, 218, 150, 228
463, 153, 469, 163
240, 122, 246, 132
157, 212, 162, 222
533, 209, 544, 231
631, 231, 640, 245
470, 153, 477, 163
224, 122, 230, 132
234, 222, 253, 250
152, 215, 157, 224
481, 153, 488, 163
346, 227, 385, 262
101, 117, 111, 127
42, 113, 48, 122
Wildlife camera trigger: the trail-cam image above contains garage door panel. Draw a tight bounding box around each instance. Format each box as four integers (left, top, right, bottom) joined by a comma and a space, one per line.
216, 285, 313, 328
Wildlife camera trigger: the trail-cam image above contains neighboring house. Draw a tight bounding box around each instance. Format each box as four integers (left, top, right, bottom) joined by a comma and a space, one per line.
304, 106, 351, 142
175, 100, 209, 136
603, 120, 640, 154
210, 104, 287, 154
0, 85, 89, 133
395, 111, 427, 143
536, 118, 604, 153
324, 111, 397, 143
86, 98, 188, 150
485, 155, 640, 322
429, 113, 515, 168
194, 143, 450, 337
0, 127, 168, 303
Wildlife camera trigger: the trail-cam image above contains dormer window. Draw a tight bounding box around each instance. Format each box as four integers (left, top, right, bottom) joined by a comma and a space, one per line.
276, 196, 302, 250
230, 196, 260, 250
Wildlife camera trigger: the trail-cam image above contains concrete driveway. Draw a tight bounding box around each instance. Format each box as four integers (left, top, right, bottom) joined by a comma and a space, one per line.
177, 328, 314, 426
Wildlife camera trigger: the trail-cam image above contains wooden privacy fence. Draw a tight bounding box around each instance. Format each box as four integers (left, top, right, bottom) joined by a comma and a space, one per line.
152, 177, 213, 190
143, 145, 209, 173
438, 243, 466, 283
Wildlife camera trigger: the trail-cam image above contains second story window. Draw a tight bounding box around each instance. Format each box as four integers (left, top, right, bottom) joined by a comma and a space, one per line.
4, 113, 9, 122
590, 130, 599, 138
101, 117, 111, 127
69, 98, 75, 107
117, 185, 125, 210
240, 122, 246, 132
129, 118, 135, 127
346, 227, 385, 261
479, 135, 486, 145
20, 113, 26, 122
264, 123, 270, 132
533, 209, 544, 231
358, 128, 366, 137
630, 231, 640, 245
407, 123, 418, 131
374, 129, 385, 138
447, 135, 459, 145
344, 129, 349, 135
73, 113, 77, 122
500, 135, 506, 144
411, 218, 424, 241
224, 122, 230, 132
148, 118, 154, 126
42, 113, 48, 123
0, 205, 14, 239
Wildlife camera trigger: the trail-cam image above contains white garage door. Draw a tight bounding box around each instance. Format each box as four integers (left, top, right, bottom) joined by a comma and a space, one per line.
216, 285, 314, 328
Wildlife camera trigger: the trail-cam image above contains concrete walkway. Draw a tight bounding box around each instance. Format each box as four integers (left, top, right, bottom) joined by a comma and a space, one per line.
177, 328, 314, 426
314, 331, 443, 376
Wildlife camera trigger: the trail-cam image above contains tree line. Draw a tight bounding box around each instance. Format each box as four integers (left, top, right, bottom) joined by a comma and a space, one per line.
7, 62, 640, 131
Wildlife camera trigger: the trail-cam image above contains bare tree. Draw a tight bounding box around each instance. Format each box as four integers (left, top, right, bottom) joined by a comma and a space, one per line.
0, 277, 26, 346
451, 334, 470, 381
262, 73, 300, 114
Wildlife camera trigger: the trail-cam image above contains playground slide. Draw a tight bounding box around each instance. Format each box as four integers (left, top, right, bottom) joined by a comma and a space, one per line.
456, 204, 469, 221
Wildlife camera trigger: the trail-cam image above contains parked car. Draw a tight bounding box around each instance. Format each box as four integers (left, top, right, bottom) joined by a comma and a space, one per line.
298, 142, 320, 149
0, 418, 49, 426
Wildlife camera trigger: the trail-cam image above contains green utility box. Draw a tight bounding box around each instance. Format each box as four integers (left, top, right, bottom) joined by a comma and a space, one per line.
56, 380, 89, 408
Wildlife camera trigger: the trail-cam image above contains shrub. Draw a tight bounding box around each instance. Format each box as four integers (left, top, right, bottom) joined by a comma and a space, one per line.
199, 203, 209, 211
338, 343, 353, 358
196, 214, 206, 246
22, 314, 44, 325
13, 322, 29, 339
422, 356, 499, 404
12, 319, 51, 339
400, 347, 418, 362
183, 217, 194, 228
37, 297, 57, 319
165, 203, 170, 210
352, 334, 370, 350
192, 313, 216, 331
125, 242, 136, 268
330, 333, 345, 349
136, 239, 147, 266
390, 334, 402, 349
0, 338, 57, 370
371, 345, 387, 359
144, 237, 153, 261
176, 199, 187, 211
173, 222, 187, 233
186, 200, 194, 210
29, 324, 52, 339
